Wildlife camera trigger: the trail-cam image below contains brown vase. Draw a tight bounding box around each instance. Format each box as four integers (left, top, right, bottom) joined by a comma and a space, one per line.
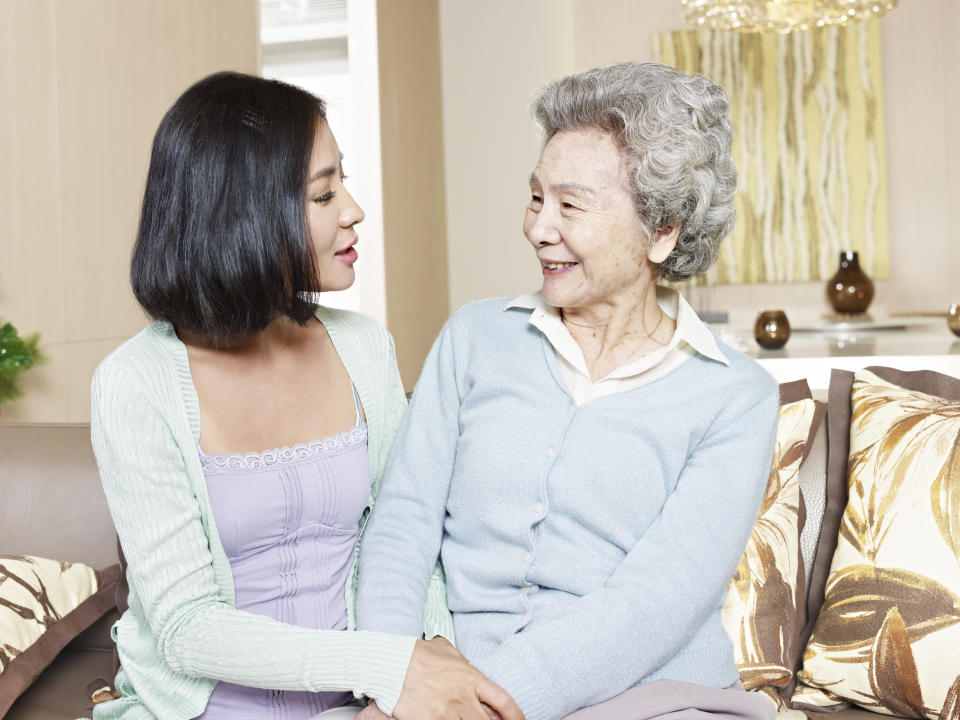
754, 310, 790, 350
826, 251, 874, 314
948, 304, 960, 338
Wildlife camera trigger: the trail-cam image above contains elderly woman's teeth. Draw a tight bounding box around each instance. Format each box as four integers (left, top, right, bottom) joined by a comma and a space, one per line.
543, 262, 576, 270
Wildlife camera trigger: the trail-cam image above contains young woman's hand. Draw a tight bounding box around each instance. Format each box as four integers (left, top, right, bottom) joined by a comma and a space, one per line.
391, 637, 523, 720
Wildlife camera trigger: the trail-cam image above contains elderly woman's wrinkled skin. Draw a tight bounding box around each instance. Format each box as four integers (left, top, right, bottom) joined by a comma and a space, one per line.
524, 128, 680, 380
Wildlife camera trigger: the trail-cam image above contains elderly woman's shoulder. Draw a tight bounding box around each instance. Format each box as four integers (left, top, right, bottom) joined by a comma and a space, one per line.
445, 297, 522, 330
707, 330, 780, 396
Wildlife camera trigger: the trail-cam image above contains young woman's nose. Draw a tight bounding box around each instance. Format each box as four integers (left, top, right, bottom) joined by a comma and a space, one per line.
339, 188, 364, 227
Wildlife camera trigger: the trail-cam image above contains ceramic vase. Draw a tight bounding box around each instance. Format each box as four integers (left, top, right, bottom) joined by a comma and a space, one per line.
949, 304, 960, 338
754, 310, 790, 350
826, 251, 874, 314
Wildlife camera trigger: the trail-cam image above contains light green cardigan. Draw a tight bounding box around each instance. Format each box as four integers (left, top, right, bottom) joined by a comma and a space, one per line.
89, 307, 453, 720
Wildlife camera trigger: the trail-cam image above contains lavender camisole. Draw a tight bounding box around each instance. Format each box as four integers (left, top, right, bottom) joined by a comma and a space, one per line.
196, 387, 370, 719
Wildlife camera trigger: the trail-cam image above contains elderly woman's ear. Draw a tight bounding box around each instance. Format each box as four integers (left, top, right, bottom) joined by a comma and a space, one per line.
647, 224, 681, 265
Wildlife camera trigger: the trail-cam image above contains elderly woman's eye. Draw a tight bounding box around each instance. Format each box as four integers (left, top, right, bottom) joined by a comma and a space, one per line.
561, 201, 578, 210
530, 194, 543, 205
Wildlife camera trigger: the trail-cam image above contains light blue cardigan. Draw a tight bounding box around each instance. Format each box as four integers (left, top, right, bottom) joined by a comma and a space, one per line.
356, 298, 779, 720
90, 307, 453, 720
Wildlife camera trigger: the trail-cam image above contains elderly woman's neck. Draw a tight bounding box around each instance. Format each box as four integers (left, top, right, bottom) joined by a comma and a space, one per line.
561, 285, 675, 381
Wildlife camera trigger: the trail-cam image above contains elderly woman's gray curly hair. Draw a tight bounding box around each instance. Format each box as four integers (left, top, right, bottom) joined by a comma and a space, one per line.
530, 62, 736, 282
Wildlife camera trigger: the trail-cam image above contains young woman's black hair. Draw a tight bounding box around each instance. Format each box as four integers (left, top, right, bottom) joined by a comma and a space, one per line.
131, 71, 326, 340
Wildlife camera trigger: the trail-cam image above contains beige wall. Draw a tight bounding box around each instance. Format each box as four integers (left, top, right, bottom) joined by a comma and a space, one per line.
439, 0, 575, 312
440, 0, 960, 324
0, 0, 259, 423
3, 1, 957, 418
378, 0, 450, 389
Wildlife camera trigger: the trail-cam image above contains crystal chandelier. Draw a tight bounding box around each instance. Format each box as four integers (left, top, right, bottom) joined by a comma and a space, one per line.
681, 0, 898, 33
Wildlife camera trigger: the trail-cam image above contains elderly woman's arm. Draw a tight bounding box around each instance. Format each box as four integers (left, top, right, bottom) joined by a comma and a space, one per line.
470, 380, 779, 720
355, 318, 460, 636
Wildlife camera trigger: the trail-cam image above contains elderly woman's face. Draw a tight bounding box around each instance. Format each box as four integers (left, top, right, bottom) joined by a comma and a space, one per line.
524, 128, 654, 310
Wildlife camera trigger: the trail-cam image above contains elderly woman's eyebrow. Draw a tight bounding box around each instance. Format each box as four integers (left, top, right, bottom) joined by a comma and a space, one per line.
552, 182, 595, 196
528, 173, 594, 196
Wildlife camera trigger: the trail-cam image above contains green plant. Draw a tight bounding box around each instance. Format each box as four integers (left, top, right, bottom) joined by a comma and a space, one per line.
0, 320, 45, 404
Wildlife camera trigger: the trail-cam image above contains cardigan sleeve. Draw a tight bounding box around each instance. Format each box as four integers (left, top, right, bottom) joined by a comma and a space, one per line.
90, 359, 415, 716
371, 329, 456, 643
470, 380, 779, 720
355, 319, 460, 638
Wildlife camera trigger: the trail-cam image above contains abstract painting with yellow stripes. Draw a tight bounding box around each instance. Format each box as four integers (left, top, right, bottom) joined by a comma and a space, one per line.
654, 20, 890, 284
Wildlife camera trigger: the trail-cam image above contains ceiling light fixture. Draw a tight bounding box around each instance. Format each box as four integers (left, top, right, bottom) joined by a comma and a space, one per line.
680, 0, 898, 33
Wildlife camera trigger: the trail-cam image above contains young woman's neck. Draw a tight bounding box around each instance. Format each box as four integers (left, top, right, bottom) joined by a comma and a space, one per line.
176, 315, 314, 355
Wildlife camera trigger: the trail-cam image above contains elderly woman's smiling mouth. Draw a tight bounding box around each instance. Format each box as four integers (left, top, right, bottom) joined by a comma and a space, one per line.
540, 259, 578, 276
524, 128, 659, 318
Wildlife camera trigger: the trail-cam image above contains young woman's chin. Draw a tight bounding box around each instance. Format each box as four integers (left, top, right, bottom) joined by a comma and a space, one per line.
319, 267, 356, 293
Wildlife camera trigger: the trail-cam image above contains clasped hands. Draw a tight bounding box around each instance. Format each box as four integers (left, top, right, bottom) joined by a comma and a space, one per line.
358, 636, 520, 720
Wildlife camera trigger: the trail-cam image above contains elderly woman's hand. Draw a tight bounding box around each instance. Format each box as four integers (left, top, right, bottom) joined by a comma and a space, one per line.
357, 699, 390, 720
391, 637, 523, 720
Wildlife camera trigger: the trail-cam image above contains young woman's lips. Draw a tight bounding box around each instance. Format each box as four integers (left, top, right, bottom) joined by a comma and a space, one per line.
541, 260, 578, 276
335, 244, 358, 265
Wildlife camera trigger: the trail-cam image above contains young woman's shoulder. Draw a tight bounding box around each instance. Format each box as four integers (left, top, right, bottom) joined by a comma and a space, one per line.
313, 305, 395, 366
314, 305, 390, 340
92, 321, 180, 400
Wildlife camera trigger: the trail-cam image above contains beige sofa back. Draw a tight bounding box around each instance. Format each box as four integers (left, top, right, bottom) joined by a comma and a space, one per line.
0, 423, 118, 571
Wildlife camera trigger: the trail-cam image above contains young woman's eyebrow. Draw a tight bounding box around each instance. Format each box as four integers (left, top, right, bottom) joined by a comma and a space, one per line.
308, 153, 345, 183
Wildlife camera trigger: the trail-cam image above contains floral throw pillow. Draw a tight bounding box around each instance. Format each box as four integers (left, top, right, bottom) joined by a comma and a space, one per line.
722, 380, 825, 711
798, 368, 960, 719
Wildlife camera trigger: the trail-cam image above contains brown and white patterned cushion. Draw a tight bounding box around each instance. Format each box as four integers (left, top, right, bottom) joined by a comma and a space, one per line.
0, 555, 118, 715
722, 379, 825, 713
796, 368, 960, 719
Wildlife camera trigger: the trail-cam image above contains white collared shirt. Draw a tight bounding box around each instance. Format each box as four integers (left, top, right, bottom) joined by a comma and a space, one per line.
504, 287, 729, 406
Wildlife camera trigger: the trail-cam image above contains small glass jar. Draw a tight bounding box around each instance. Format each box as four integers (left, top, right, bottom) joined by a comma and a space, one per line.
948, 304, 960, 338
755, 310, 791, 350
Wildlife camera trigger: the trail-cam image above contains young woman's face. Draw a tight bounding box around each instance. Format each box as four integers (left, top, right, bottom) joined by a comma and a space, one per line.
305, 120, 364, 292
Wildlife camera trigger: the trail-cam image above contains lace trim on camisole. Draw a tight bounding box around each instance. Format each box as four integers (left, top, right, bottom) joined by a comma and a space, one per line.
199, 423, 368, 472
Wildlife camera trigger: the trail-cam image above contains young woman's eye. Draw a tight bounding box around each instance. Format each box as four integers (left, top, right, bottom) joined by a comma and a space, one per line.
313, 191, 336, 205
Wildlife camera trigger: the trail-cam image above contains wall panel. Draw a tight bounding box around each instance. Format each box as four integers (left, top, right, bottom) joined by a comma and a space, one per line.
570, 0, 960, 322
0, 0, 259, 422
439, 0, 575, 314
378, 0, 450, 388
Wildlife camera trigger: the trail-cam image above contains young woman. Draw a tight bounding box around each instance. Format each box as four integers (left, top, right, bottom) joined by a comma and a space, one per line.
90, 71, 521, 720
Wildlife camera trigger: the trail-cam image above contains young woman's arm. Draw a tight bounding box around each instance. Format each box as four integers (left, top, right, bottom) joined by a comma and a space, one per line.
92, 358, 415, 714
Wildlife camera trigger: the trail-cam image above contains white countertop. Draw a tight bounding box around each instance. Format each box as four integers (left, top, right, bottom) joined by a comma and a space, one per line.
714, 318, 960, 390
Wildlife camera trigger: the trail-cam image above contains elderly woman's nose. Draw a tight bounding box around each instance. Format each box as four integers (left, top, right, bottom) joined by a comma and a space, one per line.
527, 209, 561, 246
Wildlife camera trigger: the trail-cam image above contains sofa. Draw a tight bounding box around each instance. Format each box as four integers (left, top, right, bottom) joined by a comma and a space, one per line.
1, 424, 120, 719
1, 363, 957, 719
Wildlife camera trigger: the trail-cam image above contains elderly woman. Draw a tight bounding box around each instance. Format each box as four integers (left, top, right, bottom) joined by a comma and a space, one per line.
355, 62, 779, 720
